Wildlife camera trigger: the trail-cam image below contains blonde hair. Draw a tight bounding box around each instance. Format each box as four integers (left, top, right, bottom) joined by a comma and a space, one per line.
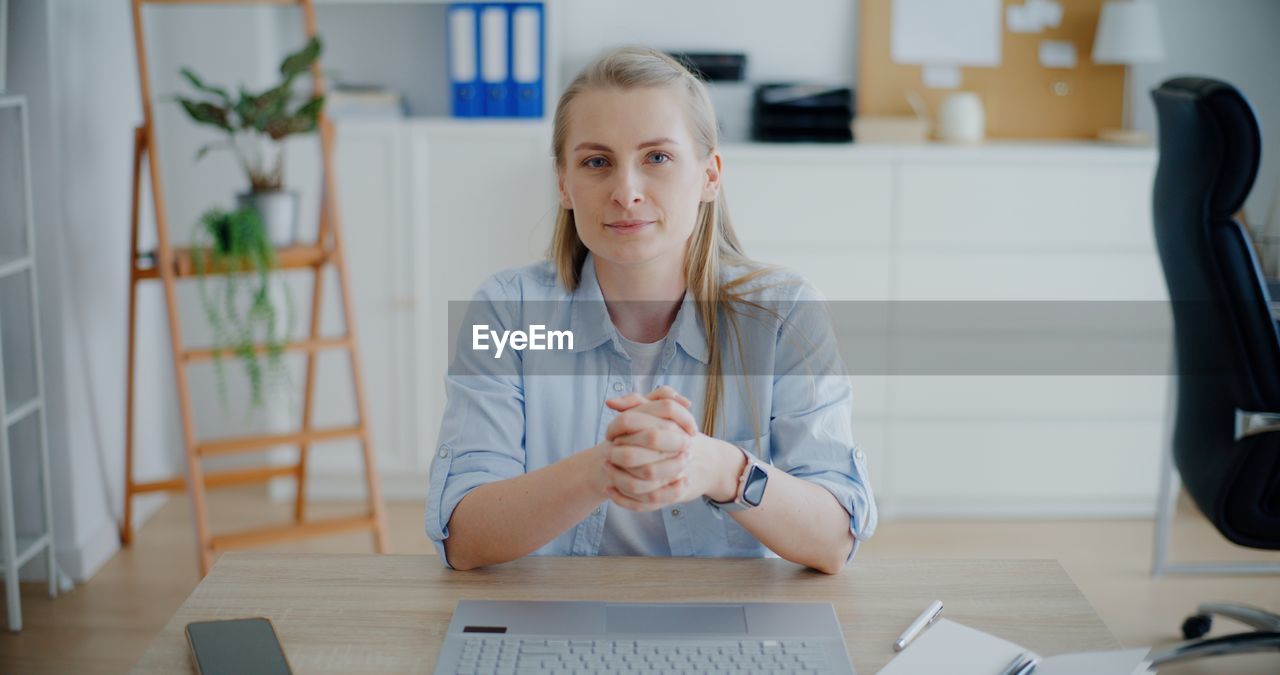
549, 46, 777, 438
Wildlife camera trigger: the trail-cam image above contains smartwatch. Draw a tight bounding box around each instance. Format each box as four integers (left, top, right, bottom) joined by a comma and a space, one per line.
706, 446, 769, 512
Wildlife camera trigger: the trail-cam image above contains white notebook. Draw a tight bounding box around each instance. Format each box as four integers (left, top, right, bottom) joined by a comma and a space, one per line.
876, 619, 1152, 675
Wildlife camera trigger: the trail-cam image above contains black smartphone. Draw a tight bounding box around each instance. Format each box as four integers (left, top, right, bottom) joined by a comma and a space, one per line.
185, 617, 293, 675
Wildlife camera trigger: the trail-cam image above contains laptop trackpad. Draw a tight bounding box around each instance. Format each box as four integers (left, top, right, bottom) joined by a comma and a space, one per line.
605, 604, 748, 635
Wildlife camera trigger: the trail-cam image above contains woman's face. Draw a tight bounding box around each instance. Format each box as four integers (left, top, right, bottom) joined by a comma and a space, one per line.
558, 86, 721, 270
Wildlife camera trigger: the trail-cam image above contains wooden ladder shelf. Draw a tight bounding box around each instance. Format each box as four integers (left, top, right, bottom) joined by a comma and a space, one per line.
122, 0, 389, 576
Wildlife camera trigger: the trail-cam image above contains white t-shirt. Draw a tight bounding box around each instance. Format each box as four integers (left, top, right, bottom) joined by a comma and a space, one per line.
598, 333, 671, 556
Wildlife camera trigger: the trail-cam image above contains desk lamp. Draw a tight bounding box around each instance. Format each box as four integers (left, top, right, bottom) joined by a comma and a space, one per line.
1093, 0, 1165, 144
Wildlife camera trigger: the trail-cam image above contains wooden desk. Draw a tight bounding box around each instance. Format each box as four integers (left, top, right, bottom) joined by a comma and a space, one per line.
133, 554, 1118, 674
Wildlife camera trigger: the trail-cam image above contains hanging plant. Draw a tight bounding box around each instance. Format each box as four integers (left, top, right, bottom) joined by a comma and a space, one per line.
191, 207, 295, 408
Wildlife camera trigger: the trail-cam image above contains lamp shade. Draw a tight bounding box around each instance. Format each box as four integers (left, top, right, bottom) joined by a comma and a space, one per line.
1093, 0, 1165, 64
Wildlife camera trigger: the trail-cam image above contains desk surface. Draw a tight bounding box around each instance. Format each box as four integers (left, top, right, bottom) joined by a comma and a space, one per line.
133, 553, 1118, 674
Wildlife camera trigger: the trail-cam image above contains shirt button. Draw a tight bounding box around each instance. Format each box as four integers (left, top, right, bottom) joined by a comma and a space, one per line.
612, 382, 624, 392
671, 508, 681, 517
438, 447, 449, 458
853, 449, 866, 461
594, 507, 603, 516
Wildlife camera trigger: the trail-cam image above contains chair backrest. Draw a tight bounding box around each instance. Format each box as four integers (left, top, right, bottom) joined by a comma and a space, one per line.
1152, 77, 1274, 402
1152, 77, 1280, 550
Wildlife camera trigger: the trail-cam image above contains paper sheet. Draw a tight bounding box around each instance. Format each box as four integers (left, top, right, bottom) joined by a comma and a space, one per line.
876, 619, 1025, 675
1038, 40, 1077, 68
891, 0, 1002, 66
876, 619, 1155, 675
1008, 0, 1064, 33
1035, 648, 1153, 675
922, 65, 962, 89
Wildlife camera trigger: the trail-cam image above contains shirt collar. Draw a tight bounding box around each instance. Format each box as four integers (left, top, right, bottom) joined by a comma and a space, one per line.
568, 252, 709, 364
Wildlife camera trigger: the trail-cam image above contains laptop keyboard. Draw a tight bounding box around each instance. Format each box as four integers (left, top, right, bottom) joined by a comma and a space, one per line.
451, 637, 831, 674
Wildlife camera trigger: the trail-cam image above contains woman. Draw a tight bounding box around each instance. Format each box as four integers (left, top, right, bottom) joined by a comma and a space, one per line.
425, 47, 875, 574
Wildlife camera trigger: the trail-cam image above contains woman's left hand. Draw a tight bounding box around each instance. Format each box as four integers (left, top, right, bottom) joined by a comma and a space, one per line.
604, 387, 744, 511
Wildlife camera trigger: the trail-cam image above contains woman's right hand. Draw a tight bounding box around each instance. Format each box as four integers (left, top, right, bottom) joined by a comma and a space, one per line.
600, 387, 698, 503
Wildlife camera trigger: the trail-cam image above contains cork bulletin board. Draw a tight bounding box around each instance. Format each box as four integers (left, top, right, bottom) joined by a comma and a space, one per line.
858, 0, 1124, 139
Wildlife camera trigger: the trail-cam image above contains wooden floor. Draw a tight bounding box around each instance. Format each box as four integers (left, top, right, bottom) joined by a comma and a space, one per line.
1, 488, 1277, 674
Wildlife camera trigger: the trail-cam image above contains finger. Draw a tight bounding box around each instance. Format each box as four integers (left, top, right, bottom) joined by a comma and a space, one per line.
605, 393, 647, 412
605, 411, 687, 443
606, 444, 669, 469
606, 477, 688, 512
614, 427, 691, 455
606, 487, 659, 513
605, 461, 675, 497
646, 476, 691, 505
615, 451, 688, 483
647, 385, 692, 409
630, 398, 698, 436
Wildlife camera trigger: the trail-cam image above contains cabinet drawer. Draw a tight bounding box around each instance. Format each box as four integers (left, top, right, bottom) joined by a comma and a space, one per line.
895, 251, 1169, 300
898, 163, 1156, 249
725, 160, 893, 246
888, 376, 1169, 417
886, 419, 1162, 513
750, 249, 892, 300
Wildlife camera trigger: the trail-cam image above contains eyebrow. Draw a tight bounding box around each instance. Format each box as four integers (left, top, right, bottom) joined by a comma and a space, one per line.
572, 137, 678, 152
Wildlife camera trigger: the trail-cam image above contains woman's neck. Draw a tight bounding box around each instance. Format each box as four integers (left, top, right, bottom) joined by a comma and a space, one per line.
593, 254, 686, 343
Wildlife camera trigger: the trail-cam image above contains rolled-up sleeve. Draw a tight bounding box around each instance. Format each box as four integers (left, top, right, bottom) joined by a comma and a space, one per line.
425, 274, 527, 567
768, 283, 878, 561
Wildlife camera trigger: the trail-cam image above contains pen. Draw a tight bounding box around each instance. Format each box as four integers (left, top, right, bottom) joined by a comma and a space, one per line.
892, 600, 943, 651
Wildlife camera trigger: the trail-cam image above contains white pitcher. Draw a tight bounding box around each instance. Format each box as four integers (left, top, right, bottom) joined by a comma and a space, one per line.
937, 92, 985, 143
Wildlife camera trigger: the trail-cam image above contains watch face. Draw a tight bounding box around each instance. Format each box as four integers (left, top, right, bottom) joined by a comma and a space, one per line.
742, 465, 768, 506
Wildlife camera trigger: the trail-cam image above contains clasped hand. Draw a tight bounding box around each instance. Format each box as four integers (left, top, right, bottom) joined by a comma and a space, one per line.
599, 386, 736, 512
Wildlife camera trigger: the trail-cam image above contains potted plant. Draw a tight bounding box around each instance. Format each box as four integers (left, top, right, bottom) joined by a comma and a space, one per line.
175, 37, 325, 247
192, 206, 295, 408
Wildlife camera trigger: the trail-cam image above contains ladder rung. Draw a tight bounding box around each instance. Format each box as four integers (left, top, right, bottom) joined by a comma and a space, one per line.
210, 514, 376, 551
133, 244, 332, 281
131, 464, 301, 494
182, 337, 353, 362
197, 426, 363, 457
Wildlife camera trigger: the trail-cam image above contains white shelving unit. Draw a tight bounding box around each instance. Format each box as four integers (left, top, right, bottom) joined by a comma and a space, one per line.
0, 95, 61, 632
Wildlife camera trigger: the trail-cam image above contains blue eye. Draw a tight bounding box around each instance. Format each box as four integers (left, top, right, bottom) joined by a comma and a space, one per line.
583, 156, 609, 169
649, 152, 671, 164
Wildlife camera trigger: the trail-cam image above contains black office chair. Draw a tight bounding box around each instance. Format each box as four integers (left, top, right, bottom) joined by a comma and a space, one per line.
1147, 76, 1280, 667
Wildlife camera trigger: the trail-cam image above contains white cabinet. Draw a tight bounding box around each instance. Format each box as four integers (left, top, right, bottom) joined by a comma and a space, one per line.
304, 131, 1167, 519
723, 142, 1164, 517
285, 121, 417, 493
407, 120, 557, 471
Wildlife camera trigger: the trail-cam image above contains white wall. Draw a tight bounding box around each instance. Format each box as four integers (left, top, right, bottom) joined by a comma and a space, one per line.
559, 0, 857, 88
1129, 0, 1280, 227
8, 0, 178, 582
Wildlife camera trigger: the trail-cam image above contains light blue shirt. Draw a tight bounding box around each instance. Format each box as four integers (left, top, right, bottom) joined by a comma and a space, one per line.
425, 253, 877, 567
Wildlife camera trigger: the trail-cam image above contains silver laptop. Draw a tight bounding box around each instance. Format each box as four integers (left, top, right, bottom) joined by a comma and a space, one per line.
433, 599, 856, 674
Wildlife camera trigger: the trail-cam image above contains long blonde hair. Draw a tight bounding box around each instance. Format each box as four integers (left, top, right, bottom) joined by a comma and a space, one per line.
549, 46, 775, 437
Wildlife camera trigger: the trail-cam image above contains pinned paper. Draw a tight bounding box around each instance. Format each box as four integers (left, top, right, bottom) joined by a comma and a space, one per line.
1038, 40, 1077, 68
922, 65, 962, 89
1032, 0, 1063, 29
1007, 0, 1063, 33
1007, 4, 1040, 32
892, 0, 1002, 66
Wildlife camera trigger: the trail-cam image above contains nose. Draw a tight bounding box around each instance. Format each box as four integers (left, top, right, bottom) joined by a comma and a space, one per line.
610, 165, 644, 209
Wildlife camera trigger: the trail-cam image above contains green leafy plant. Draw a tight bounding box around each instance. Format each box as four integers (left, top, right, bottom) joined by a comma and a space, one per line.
192, 207, 295, 408
176, 37, 325, 192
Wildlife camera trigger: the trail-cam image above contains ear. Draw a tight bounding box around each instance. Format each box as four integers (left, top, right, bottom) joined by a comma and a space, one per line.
700, 150, 722, 203
557, 169, 573, 210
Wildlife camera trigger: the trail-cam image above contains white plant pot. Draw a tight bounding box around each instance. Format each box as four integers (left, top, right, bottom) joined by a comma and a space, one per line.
237, 189, 299, 247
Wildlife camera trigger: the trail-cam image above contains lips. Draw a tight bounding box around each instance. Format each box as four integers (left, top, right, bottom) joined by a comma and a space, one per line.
605, 219, 654, 233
